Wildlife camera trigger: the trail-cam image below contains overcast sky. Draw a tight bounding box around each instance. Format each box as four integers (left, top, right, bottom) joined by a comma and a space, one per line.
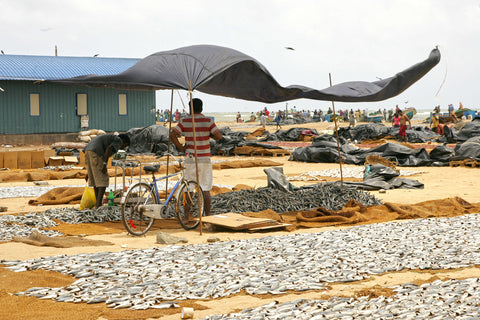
1, 0, 479, 113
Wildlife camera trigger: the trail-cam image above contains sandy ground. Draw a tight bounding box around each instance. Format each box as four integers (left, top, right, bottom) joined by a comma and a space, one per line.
1, 119, 479, 319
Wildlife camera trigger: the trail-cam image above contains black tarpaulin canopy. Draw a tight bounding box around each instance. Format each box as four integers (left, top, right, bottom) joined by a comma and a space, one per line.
53, 44, 440, 103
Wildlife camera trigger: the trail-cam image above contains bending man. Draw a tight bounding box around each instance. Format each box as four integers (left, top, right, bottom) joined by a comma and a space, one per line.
84, 133, 130, 208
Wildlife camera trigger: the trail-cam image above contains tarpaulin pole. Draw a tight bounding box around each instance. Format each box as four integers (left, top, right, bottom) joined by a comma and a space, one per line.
329, 73, 344, 185
188, 81, 203, 235
165, 89, 174, 202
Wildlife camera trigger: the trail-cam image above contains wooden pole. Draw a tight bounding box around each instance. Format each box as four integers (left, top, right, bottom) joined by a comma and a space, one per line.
165, 89, 174, 201
329, 73, 344, 185
187, 81, 203, 235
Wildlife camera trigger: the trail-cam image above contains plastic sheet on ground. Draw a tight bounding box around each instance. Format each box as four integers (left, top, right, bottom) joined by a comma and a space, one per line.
456, 120, 480, 142
452, 136, 480, 161
290, 141, 434, 167
338, 123, 441, 143
126, 124, 183, 156
343, 163, 423, 190
429, 143, 455, 165
264, 167, 293, 192
260, 127, 319, 142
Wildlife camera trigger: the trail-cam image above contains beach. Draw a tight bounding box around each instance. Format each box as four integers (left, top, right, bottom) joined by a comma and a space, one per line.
0, 118, 479, 319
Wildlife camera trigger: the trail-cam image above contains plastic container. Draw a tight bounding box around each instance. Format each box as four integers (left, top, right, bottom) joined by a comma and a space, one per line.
108, 190, 114, 207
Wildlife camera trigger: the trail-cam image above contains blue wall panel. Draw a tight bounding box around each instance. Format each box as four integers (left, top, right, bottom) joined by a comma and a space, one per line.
0, 80, 156, 134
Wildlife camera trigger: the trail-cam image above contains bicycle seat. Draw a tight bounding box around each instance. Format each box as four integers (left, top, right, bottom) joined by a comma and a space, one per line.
143, 164, 160, 173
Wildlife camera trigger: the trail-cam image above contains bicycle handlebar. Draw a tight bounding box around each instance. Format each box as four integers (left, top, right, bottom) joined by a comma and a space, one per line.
164, 153, 183, 165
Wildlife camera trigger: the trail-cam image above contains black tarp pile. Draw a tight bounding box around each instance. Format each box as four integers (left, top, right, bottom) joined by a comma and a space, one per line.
264, 163, 423, 191
210, 127, 249, 155
274, 115, 310, 126
287, 120, 480, 167
123, 124, 291, 157
456, 120, 480, 142
339, 121, 480, 144
338, 123, 441, 143
429, 144, 455, 163
344, 163, 424, 190
289, 136, 480, 167
212, 139, 287, 156
210, 122, 480, 158
120, 121, 480, 165
260, 127, 320, 142
452, 136, 480, 161
126, 125, 183, 156
211, 127, 292, 156
211, 127, 327, 156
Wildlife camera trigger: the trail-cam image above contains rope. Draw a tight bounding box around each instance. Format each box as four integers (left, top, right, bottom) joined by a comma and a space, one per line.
435, 45, 448, 98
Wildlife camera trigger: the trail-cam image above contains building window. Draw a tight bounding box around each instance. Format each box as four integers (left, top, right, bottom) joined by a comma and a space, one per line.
30, 93, 40, 116
77, 93, 87, 115
119, 93, 127, 115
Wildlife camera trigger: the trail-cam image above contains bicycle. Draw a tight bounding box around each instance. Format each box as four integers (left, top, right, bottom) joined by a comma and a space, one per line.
120, 154, 205, 236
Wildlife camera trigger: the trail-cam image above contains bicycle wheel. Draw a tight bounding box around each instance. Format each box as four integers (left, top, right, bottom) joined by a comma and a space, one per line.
122, 182, 156, 236
176, 180, 205, 230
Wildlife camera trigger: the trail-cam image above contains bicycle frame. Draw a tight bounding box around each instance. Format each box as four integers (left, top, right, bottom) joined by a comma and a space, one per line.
149, 170, 183, 207
121, 154, 205, 234
122, 154, 189, 219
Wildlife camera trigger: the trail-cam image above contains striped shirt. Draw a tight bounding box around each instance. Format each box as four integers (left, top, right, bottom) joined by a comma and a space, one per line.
173, 113, 219, 157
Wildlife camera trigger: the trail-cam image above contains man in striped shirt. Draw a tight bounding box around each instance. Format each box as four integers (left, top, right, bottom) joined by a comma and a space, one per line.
170, 98, 223, 216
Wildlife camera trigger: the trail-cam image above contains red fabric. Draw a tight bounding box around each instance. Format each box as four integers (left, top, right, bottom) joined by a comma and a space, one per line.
437, 124, 444, 135
301, 130, 316, 136
398, 125, 407, 136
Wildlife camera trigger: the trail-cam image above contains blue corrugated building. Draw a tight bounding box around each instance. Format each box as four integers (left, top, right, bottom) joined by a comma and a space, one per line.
0, 54, 156, 142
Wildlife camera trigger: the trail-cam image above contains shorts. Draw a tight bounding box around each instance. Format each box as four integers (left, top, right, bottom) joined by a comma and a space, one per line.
398, 125, 407, 137
85, 150, 109, 187
184, 157, 213, 191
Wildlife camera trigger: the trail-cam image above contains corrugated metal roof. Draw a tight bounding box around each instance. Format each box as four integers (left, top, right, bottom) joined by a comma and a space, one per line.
0, 55, 139, 80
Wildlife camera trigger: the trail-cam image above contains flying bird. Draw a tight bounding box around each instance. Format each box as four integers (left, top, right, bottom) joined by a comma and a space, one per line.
1, 50, 4, 55
93, 54, 99, 57
284, 47, 295, 51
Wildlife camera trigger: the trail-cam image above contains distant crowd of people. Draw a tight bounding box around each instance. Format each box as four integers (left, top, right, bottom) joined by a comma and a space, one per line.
157, 101, 475, 134
156, 109, 189, 123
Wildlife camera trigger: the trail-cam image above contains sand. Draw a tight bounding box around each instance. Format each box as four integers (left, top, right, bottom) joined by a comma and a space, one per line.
1, 119, 479, 319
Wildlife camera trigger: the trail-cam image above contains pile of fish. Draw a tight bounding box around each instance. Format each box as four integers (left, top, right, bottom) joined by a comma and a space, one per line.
0, 213, 62, 241
211, 182, 382, 214
44, 206, 122, 224
4, 213, 480, 313
205, 278, 480, 319
0, 184, 80, 199
0, 207, 122, 241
